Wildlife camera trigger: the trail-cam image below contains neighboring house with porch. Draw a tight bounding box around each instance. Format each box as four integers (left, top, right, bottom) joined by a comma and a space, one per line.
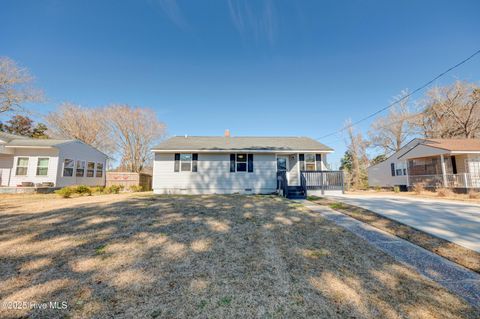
368, 138, 480, 191
0, 132, 108, 190
151, 134, 340, 198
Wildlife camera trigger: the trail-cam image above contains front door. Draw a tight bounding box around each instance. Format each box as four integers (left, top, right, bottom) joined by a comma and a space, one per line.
288, 154, 299, 186
277, 155, 299, 186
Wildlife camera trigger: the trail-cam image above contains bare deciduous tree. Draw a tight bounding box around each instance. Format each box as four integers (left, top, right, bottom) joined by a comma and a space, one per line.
345, 120, 369, 190
369, 90, 417, 154
0, 57, 44, 113
45, 103, 114, 153
105, 105, 166, 172
417, 81, 480, 138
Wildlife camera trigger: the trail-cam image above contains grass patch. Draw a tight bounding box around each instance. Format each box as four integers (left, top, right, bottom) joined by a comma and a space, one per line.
218, 297, 232, 307
328, 202, 348, 210
95, 244, 107, 255
197, 300, 208, 310
307, 249, 331, 258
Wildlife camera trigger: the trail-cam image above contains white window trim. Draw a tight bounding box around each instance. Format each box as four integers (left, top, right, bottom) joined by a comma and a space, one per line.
86, 162, 96, 178
232, 153, 254, 173
36, 157, 50, 176
304, 153, 317, 171
76, 160, 86, 177
15, 157, 29, 176
235, 153, 248, 172
180, 154, 193, 172
62, 158, 75, 177
96, 162, 104, 177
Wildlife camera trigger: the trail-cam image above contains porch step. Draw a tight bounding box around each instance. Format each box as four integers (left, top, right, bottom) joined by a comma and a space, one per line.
286, 186, 306, 199
287, 194, 306, 199
288, 186, 303, 191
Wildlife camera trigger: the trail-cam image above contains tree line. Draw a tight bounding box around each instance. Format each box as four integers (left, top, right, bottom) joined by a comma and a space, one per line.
0, 56, 165, 172
342, 81, 480, 190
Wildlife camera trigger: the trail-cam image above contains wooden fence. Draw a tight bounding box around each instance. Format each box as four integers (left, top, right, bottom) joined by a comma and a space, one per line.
106, 172, 152, 191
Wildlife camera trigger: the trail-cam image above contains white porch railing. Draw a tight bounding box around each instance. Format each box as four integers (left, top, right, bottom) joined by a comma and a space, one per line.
408, 173, 480, 188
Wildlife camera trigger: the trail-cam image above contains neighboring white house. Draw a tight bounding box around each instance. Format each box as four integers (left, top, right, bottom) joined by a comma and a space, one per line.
0, 132, 108, 188
368, 138, 480, 190
151, 134, 334, 196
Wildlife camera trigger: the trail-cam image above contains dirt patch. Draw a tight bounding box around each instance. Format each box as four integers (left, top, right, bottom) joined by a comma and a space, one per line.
0, 194, 478, 318
310, 196, 480, 274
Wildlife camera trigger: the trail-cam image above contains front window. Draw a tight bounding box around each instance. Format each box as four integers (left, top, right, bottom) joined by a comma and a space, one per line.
96, 163, 104, 177
16, 157, 29, 176
236, 154, 247, 172
63, 159, 74, 177
76, 161, 85, 177
87, 162, 95, 177
305, 154, 316, 171
36, 158, 49, 176
180, 154, 192, 171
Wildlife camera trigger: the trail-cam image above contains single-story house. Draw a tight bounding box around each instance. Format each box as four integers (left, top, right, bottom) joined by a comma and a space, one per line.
368, 138, 480, 191
151, 134, 335, 196
0, 131, 108, 189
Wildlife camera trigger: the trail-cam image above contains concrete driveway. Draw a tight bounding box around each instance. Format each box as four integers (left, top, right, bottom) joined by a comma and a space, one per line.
328, 194, 480, 253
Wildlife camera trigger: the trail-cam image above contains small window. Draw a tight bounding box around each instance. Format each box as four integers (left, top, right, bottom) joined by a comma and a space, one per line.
396, 169, 403, 176
180, 154, 192, 172
390, 163, 395, 177
87, 162, 95, 177
403, 169, 407, 175
96, 163, 104, 177
63, 159, 74, 177
305, 154, 316, 171
76, 161, 85, 177
236, 154, 247, 172
16, 157, 29, 176
36, 158, 49, 176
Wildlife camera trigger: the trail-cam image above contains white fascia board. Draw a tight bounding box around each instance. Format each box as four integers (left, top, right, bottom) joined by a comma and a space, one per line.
4, 145, 55, 149
151, 149, 334, 153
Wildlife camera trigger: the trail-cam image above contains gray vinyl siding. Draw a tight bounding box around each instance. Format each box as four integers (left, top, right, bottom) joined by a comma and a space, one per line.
0, 154, 13, 186
8, 148, 59, 186
153, 152, 277, 194
4, 141, 107, 187
56, 141, 107, 187
367, 139, 419, 187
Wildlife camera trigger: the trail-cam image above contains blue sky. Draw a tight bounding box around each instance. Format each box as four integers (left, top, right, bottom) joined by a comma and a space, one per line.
1, 0, 479, 167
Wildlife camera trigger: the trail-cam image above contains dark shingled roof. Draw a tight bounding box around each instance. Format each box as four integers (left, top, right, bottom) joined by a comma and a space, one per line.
152, 136, 333, 152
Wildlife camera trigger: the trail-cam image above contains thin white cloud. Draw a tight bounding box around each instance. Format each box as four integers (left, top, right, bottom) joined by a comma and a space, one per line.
228, 0, 278, 45
156, 0, 189, 29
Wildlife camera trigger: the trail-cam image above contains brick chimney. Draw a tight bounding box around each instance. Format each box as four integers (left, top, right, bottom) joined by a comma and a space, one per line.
224, 129, 230, 137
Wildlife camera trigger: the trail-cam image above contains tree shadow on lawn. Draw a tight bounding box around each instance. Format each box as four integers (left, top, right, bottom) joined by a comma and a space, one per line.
0, 194, 478, 318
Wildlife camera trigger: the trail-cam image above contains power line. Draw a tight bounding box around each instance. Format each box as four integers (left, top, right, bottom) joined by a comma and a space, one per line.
316, 48, 480, 140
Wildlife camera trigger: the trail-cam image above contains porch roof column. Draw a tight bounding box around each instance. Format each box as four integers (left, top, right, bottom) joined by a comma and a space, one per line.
440, 154, 448, 187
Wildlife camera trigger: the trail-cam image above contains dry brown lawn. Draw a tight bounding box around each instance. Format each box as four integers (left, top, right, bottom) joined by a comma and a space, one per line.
309, 196, 480, 274
0, 193, 478, 318
347, 189, 480, 204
